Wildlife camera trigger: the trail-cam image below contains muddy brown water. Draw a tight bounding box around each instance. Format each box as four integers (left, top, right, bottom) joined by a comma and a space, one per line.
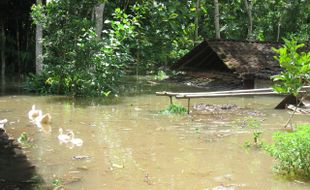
1, 84, 310, 189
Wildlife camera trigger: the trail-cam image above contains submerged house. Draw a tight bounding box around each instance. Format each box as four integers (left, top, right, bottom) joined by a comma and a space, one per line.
172, 39, 287, 89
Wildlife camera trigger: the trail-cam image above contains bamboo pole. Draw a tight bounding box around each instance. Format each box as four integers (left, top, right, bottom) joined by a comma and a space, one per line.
156, 86, 310, 114
156, 86, 310, 97
176, 91, 280, 99
187, 98, 191, 114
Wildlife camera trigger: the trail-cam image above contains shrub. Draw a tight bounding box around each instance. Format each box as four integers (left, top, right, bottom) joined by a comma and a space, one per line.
154, 70, 168, 81
266, 125, 310, 179
17, 132, 33, 148
233, 117, 263, 148
29, 1, 136, 97
161, 103, 187, 114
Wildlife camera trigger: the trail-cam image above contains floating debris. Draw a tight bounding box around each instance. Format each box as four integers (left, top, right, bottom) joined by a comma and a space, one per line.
144, 173, 153, 185
72, 155, 91, 160
76, 166, 88, 171
287, 104, 310, 114
193, 104, 239, 112
211, 185, 235, 190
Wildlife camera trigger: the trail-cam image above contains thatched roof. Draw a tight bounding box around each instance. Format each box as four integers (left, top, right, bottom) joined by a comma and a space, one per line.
172, 39, 298, 79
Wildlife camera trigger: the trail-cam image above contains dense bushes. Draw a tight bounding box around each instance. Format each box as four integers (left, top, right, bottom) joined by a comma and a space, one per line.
28, 1, 135, 96
27, 1, 309, 97
267, 125, 310, 179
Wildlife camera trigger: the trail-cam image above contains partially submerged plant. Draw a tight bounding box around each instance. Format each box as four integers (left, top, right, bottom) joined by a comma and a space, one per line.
248, 118, 263, 145
234, 117, 263, 148
266, 125, 310, 180
52, 178, 63, 187
160, 103, 187, 114
17, 132, 33, 148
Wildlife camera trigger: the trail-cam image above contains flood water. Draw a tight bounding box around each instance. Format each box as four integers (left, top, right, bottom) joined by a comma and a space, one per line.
1, 81, 310, 190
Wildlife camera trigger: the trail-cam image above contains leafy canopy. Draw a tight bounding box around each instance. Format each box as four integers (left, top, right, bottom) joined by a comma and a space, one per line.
28, 0, 136, 96
272, 38, 310, 96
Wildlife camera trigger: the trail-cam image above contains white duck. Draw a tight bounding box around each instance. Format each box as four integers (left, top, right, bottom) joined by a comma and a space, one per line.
58, 128, 71, 144
28, 105, 41, 121
0, 119, 8, 129
68, 130, 83, 147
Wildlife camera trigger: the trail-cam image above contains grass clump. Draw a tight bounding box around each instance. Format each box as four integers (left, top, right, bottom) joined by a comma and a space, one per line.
17, 132, 33, 148
154, 70, 169, 81
233, 117, 263, 148
266, 124, 310, 180
161, 103, 187, 114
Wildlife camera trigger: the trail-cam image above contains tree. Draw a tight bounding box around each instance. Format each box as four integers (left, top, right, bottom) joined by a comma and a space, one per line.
244, 0, 254, 40
35, 0, 43, 75
0, 18, 5, 85
194, 0, 201, 44
214, 0, 220, 39
95, 1, 106, 40
25, 0, 309, 96
28, 0, 137, 96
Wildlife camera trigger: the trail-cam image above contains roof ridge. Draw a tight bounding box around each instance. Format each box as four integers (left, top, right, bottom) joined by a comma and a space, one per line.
205, 38, 282, 45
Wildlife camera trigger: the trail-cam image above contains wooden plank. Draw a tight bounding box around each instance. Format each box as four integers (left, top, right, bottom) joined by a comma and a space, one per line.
155, 88, 272, 97
178, 88, 273, 95
176, 91, 281, 99
155, 91, 180, 96
156, 86, 310, 97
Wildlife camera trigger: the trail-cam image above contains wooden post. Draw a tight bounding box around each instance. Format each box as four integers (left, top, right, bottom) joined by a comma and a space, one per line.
187, 98, 191, 114
169, 96, 173, 105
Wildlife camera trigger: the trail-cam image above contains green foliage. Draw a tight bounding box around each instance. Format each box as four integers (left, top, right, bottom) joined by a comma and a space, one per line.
25, 0, 309, 97
129, 1, 197, 73
161, 103, 187, 114
52, 178, 63, 187
234, 117, 263, 147
246, 118, 263, 145
17, 132, 32, 148
272, 38, 310, 96
266, 125, 310, 179
154, 70, 168, 81
28, 0, 136, 96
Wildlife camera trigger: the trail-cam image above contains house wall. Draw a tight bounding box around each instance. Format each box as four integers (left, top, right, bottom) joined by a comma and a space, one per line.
254, 79, 273, 89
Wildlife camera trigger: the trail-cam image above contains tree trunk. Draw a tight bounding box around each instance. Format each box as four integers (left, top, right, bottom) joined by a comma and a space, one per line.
194, 0, 201, 45
95, 2, 106, 40
276, 16, 282, 42
123, 0, 130, 11
35, 0, 43, 74
244, 0, 253, 40
214, 0, 220, 39
1, 19, 5, 85
16, 20, 21, 76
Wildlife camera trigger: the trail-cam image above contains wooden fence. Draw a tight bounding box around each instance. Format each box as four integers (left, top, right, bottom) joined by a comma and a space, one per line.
156, 86, 310, 114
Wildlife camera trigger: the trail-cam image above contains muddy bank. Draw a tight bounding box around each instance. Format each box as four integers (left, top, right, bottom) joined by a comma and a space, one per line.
0, 128, 41, 190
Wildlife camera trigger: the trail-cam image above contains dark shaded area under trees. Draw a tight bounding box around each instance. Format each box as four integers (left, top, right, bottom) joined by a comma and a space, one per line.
0, 0, 37, 79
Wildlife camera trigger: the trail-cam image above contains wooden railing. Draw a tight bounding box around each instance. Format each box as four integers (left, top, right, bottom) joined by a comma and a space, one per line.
156, 86, 310, 114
